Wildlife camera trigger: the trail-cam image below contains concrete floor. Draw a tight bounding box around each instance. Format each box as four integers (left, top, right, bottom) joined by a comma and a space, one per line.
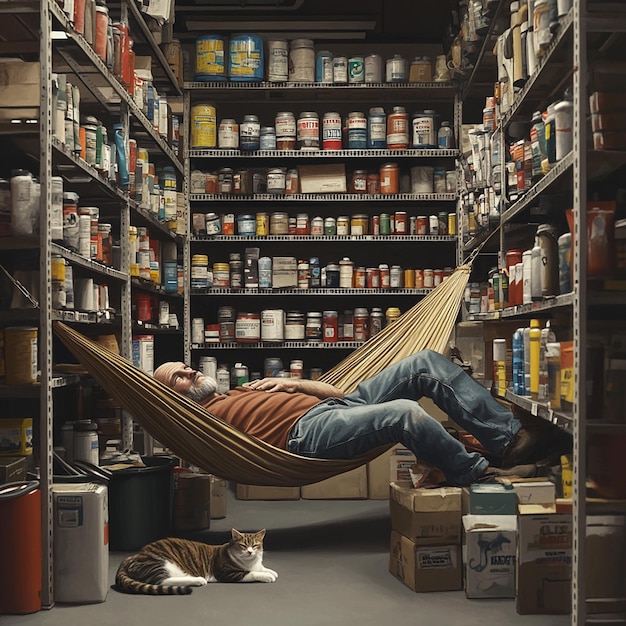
2, 488, 572, 626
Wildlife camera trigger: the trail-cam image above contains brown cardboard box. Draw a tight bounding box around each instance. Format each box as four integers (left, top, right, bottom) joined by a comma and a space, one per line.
516, 513, 572, 614
586, 515, 626, 602
236, 484, 300, 500
366, 446, 397, 499
210, 476, 228, 519
0, 456, 27, 484
593, 130, 626, 150
298, 164, 346, 194
591, 111, 626, 132
0, 61, 40, 120
173, 472, 211, 531
300, 466, 367, 499
389, 531, 462, 592
389, 481, 462, 545
589, 91, 626, 114
389, 450, 418, 483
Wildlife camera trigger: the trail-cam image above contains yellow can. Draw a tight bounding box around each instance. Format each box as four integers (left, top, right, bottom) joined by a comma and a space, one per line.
4, 326, 38, 385
190, 103, 217, 149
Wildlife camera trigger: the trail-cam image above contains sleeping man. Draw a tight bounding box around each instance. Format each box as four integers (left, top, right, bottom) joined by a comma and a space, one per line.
153, 350, 571, 487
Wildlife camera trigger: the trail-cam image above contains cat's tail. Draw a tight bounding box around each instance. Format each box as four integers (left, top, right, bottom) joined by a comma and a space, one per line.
115, 558, 193, 595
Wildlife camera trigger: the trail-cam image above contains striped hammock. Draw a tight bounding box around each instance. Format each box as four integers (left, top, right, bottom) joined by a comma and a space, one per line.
53, 264, 471, 486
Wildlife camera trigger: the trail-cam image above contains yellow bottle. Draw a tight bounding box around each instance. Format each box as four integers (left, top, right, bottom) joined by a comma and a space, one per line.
529, 319, 541, 400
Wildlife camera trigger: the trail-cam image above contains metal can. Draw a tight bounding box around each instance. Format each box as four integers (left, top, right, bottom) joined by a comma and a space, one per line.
218, 118, 239, 149
322, 112, 343, 150
390, 265, 403, 288
333, 56, 348, 83
190, 103, 217, 148
290, 359, 304, 378
364, 54, 383, 83
438, 211, 448, 235
267, 39, 289, 82
322, 310, 338, 342
275, 111, 296, 150
324, 216, 336, 236
366, 267, 380, 289
379, 263, 390, 288
386, 54, 408, 82
423, 268, 434, 288
235, 311, 261, 343
379, 213, 391, 235
394, 211, 408, 234
367, 173, 380, 195
316, 50, 334, 83
260, 126, 277, 150
306, 311, 323, 342
289, 38, 315, 83
311, 215, 324, 236
386, 106, 409, 149
297, 111, 319, 150
429, 214, 439, 234
367, 107, 387, 148
261, 309, 285, 342
380, 163, 399, 194
256, 212, 269, 236
218, 167, 234, 194
414, 268, 424, 288
222, 213, 235, 235
348, 56, 365, 83
404, 269, 415, 288
351, 213, 369, 235
285, 311, 305, 340
411, 110, 437, 148
264, 357, 284, 377
337, 216, 350, 235
240, 114, 261, 150
266, 167, 287, 194
350, 170, 368, 194
347, 111, 367, 149
205, 212, 221, 235
270, 211, 289, 235
416, 215, 427, 235
371, 214, 380, 235
192, 317, 205, 344
353, 267, 365, 289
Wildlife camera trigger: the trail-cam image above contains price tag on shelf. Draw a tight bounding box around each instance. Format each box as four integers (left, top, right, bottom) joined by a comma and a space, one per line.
530, 402, 538, 416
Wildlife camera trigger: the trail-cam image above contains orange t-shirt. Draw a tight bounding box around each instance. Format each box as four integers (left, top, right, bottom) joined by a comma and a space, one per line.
201, 387, 320, 449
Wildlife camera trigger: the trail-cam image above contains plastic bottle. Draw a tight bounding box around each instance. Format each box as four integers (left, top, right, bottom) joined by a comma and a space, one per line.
529, 319, 541, 400
112, 123, 129, 189
523, 325, 531, 395
539, 321, 556, 403
512, 327, 526, 396
530, 237, 543, 301
555, 89, 573, 161
493, 338, 507, 396
546, 342, 561, 409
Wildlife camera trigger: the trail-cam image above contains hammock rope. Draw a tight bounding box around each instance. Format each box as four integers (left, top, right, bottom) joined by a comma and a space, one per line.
53, 262, 473, 487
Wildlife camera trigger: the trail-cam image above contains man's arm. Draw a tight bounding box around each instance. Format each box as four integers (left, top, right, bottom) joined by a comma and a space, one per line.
243, 377, 345, 399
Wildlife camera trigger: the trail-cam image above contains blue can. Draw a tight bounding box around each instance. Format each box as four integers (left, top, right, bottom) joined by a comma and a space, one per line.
228, 33, 264, 82
163, 260, 178, 292
348, 56, 365, 83
347, 111, 367, 149
316, 51, 333, 83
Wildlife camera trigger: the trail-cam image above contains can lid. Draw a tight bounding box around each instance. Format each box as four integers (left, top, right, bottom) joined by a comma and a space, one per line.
74, 421, 98, 432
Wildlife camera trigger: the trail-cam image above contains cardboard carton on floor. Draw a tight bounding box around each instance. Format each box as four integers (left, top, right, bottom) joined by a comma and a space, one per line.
516, 512, 572, 614
367, 445, 404, 500
586, 515, 626, 602
390, 481, 462, 545
463, 515, 517, 598
300, 466, 367, 499
236, 484, 300, 500
389, 530, 462, 592
210, 476, 228, 519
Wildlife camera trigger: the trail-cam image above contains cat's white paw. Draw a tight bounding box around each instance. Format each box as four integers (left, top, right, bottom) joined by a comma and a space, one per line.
263, 568, 278, 579
189, 577, 208, 586
256, 571, 277, 583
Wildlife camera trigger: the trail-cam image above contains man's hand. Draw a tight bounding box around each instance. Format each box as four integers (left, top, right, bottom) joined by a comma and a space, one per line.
243, 378, 344, 399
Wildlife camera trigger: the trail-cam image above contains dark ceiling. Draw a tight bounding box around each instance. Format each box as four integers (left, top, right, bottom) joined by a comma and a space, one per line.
172, 0, 457, 46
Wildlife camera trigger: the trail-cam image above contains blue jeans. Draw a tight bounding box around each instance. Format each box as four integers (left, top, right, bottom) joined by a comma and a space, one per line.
286, 349, 522, 486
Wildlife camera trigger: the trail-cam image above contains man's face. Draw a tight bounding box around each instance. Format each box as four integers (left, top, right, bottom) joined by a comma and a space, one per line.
153, 362, 217, 401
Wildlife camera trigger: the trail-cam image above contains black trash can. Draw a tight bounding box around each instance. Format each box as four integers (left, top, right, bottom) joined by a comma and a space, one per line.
106, 456, 177, 551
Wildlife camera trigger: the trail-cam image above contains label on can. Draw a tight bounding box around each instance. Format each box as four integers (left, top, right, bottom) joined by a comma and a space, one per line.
364, 54, 382, 83
348, 57, 364, 83
218, 119, 239, 149
316, 51, 334, 83
322, 113, 342, 150
191, 104, 217, 148
268, 40, 289, 82
333, 57, 348, 83
261, 309, 285, 342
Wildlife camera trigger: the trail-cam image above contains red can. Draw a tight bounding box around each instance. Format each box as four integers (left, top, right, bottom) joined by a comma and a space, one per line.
414, 269, 424, 288
371, 214, 380, 235
367, 173, 380, 195
366, 267, 380, 288
379, 264, 390, 289
394, 211, 408, 234
416, 216, 427, 235
354, 267, 366, 289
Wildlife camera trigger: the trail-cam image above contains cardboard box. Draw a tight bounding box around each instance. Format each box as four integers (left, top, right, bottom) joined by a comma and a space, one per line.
210, 476, 227, 519
463, 515, 517, 598
236, 484, 300, 500
389, 481, 462, 545
389, 531, 462, 592
298, 164, 346, 194
463, 483, 518, 515
591, 111, 626, 132
586, 515, 626, 602
512, 481, 556, 506
366, 446, 397, 499
173, 472, 211, 531
589, 91, 626, 114
593, 130, 626, 150
300, 466, 367, 499
516, 513, 572, 614
0, 61, 40, 120
272, 257, 297, 288
0, 456, 27, 483
0, 418, 33, 456
390, 451, 418, 483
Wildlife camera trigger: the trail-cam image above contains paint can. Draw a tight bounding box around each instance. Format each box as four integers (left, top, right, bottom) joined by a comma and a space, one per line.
194, 34, 226, 81
267, 39, 289, 82
228, 33, 264, 82
190, 103, 217, 149
261, 309, 285, 342
4, 327, 38, 385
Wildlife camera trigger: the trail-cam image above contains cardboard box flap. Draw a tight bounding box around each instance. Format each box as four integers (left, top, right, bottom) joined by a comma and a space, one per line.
470, 483, 514, 494
462, 514, 517, 532
390, 481, 462, 512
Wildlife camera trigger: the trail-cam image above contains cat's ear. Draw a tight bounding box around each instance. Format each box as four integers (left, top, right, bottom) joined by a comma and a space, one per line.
256, 529, 266, 540
232, 528, 244, 540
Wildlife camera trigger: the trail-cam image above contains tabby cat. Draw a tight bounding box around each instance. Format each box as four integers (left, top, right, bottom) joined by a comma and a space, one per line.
115, 529, 277, 595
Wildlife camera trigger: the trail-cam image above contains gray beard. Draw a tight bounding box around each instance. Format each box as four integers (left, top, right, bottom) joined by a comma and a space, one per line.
186, 376, 218, 402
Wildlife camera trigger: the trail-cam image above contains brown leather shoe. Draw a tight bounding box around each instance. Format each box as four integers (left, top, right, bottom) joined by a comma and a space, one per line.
500, 423, 572, 467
